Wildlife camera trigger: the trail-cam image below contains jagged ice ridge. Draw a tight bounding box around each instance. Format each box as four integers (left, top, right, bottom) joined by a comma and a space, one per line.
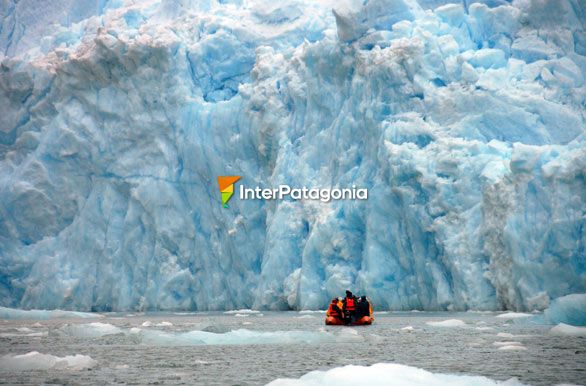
0, 0, 585, 312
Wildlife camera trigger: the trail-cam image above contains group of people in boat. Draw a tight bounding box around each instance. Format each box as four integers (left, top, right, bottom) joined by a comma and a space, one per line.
326, 290, 373, 325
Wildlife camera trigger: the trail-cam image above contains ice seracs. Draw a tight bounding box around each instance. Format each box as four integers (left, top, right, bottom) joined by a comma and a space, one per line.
0, 0, 584, 313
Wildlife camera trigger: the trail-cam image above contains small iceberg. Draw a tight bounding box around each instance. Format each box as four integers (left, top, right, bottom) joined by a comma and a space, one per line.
0, 352, 97, 371
130, 328, 363, 346
0, 307, 101, 320
550, 323, 586, 336
426, 319, 466, 327
495, 313, 532, 319
141, 321, 173, 327
544, 294, 586, 326
266, 363, 526, 385
60, 322, 122, 338
224, 309, 261, 315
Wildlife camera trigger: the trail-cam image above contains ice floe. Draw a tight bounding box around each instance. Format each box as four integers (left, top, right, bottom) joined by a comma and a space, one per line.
550, 323, 586, 336
60, 322, 122, 338
426, 319, 466, 327
130, 328, 363, 346
0, 352, 97, 371
0, 307, 101, 320
266, 363, 525, 385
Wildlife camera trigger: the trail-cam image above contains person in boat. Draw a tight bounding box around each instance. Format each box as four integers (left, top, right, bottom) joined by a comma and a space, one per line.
356, 295, 372, 319
327, 297, 343, 322
343, 290, 357, 324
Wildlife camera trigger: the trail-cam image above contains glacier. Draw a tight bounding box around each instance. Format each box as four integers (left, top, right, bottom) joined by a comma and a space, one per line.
0, 0, 585, 312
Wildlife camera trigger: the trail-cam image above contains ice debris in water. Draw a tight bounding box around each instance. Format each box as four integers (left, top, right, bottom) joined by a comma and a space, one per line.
550, 323, 586, 336
0, 307, 100, 320
543, 294, 586, 326
60, 322, 122, 338
426, 319, 466, 327
141, 321, 173, 327
130, 328, 363, 346
495, 313, 533, 319
0, 0, 584, 313
492, 341, 523, 347
224, 310, 262, 315
0, 352, 97, 371
266, 363, 526, 385
497, 345, 527, 351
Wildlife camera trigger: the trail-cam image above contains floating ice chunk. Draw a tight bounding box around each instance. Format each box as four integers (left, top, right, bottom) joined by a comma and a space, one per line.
498, 345, 527, 351
495, 313, 533, 319
133, 328, 363, 346
296, 315, 315, 319
426, 319, 466, 327
0, 307, 100, 320
224, 309, 261, 314
497, 332, 515, 338
60, 322, 122, 338
298, 310, 326, 314
550, 323, 586, 336
266, 363, 526, 385
242, 322, 253, 325
544, 294, 586, 326
141, 320, 173, 327
0, 331, 47, 337
401, 326, 414, 332
475, 327, 494, 331
0, 351, 97, 371
492, 341, 523, 347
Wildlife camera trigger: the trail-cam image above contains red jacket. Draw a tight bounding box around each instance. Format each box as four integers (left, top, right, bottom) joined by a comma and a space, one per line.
344, 297, 356, 311
328, 303, 341, 317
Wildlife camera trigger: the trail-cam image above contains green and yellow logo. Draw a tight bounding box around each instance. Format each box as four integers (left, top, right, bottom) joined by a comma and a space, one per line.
217, 176, 241, 208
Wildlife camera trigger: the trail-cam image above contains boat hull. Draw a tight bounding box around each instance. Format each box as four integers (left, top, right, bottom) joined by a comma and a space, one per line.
325, 316, 373, 325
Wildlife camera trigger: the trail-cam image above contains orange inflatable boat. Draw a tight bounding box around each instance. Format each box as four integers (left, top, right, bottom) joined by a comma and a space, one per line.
325, 315, 373, 326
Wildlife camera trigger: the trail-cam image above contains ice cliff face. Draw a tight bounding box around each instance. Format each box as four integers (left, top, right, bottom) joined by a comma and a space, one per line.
0, 0, 585, 311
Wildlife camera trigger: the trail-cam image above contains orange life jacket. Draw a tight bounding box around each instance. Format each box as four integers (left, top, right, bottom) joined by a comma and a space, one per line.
345, 297, 356, 311
328, 303, 340, 317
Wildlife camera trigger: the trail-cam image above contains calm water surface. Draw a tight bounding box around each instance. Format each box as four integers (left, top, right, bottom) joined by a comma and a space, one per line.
0, 311, 584, 385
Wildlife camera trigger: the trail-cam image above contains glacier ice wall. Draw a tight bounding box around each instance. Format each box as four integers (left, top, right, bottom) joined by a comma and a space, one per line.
0, 0, 585, 311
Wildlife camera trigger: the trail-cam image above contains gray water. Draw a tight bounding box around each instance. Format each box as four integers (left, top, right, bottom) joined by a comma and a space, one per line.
0, 311, 584, 385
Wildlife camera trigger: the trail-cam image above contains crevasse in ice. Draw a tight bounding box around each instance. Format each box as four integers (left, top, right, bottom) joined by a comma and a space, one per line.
0, 0, 584, 312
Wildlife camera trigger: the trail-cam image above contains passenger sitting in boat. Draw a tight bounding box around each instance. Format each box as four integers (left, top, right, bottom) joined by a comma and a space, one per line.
356, 295, 372, 319
327, 297, 342, 321
343, 290, 357, 324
